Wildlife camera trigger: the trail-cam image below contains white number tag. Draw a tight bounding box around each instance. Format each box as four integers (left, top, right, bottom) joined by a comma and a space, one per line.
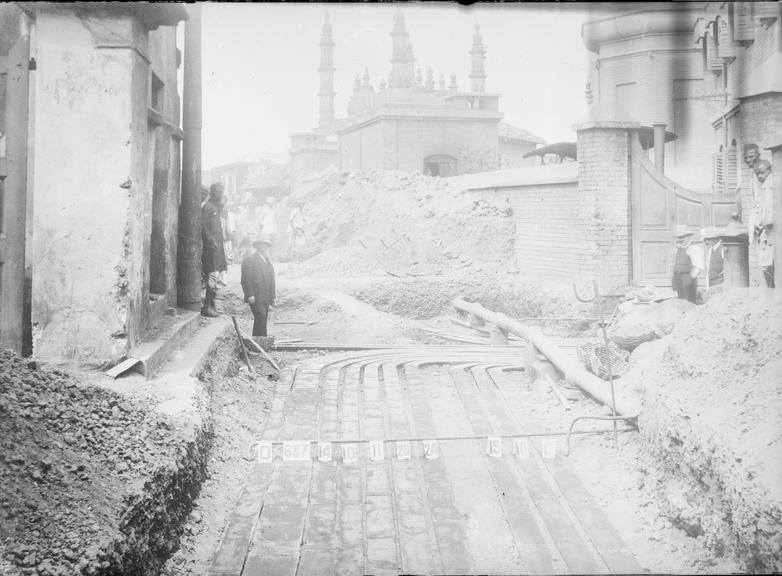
541, 438, 557, 459
318, 441, 332, 462
342, 443, 358, 463
282, 441, 311, 462
514, 438, 529, 458
396, 440, 411, 460
253, 441, 274, 464
368, 440, 385, 462
422, 440, 439, 460
487, 436, 502, 458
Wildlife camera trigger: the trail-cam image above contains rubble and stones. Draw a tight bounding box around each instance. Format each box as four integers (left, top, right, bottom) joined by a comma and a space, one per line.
0, 350, 208, 575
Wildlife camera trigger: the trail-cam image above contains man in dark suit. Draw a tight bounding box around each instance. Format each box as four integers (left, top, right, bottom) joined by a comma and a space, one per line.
240, 235, 276, 338
201, 183, 227, 317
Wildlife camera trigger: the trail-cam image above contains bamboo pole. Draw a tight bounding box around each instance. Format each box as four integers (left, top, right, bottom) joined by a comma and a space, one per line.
453, 297, 640, 416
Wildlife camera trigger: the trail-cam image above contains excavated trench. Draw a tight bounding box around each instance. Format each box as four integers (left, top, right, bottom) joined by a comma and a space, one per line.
2, 279, 765, 574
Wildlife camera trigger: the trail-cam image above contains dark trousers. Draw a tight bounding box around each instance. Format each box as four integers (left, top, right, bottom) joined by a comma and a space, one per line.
762, 265, 775, 288
672, 271, 697, 303
250, 302, 269, 337
203, 272, 218, 310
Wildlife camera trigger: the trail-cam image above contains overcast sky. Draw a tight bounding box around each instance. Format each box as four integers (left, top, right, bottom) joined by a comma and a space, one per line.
199, 2, 602, 170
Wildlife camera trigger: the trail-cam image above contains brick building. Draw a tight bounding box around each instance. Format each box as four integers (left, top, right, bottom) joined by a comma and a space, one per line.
457, 2, 781, 290
290, 12, 543, 189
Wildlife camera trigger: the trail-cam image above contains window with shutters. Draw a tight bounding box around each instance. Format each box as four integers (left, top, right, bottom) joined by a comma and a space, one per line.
713, 146, 724, 193
726, 142, 738, 192
731, 2, 755, 43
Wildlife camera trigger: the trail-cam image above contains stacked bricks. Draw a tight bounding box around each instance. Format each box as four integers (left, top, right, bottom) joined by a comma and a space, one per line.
575, 126, 632, 290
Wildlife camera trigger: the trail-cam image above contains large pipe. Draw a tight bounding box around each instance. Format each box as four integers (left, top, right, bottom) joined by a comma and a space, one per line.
453, 297, 640, 416
177, 3, 203, 311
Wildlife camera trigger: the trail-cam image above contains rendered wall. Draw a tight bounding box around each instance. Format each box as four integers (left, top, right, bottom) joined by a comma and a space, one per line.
339, 116, 499, 174
31, 8, 181, 366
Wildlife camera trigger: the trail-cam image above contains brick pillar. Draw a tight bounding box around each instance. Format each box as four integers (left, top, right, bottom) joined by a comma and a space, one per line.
575, 121, 634, 291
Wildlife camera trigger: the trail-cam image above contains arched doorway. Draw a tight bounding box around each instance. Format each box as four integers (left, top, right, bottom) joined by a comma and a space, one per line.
423, 154, 458, 177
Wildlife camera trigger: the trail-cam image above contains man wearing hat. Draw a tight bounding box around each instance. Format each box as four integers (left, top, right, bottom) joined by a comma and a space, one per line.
240, 234, 276, 342
672, 224, 704, 304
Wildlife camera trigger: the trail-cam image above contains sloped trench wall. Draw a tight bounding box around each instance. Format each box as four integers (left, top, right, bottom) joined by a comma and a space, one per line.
626, 290, 782, 572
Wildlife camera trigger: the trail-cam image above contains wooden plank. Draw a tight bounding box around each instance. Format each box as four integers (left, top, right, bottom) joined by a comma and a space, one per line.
0, 33, 30, 355
104, 357, 141, 378
543, 459, 644, 574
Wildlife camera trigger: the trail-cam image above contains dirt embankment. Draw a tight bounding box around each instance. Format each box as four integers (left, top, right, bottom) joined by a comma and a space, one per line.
283, 170, 515, 276
620, 289, 782, 572
0, 351, 209, 575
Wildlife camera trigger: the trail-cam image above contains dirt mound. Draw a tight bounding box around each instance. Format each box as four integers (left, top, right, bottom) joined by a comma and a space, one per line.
0, 350, 201, 575
349, 272, 601, 336
286, 170, 515, 276
619, 288, 782, 571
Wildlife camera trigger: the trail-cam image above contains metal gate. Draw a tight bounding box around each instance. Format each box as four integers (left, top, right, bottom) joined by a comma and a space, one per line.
0, 8, 31, 354
630, 136, 738, 287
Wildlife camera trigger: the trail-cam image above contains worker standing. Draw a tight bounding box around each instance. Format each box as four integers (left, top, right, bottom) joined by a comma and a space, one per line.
240, 234, 276, 349
671, 225, 704, 304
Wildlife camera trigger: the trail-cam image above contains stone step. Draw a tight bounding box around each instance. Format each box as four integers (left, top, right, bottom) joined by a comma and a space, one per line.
130, 309, 202, 378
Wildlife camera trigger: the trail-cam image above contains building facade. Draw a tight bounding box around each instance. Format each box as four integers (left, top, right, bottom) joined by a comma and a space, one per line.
0, 3, 188, 364
290, 12, 543, 186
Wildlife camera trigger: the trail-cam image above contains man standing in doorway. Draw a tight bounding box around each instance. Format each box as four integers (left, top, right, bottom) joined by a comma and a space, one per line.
671, 225, 703, 304
241, 234, 276, 346
734, 143, 762, 222
201, 182, 227, 317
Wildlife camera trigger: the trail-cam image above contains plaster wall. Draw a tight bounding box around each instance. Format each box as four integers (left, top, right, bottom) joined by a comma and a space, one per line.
30, 8, 181, 366
31, 9, 139, 364
595, 36, 717, 189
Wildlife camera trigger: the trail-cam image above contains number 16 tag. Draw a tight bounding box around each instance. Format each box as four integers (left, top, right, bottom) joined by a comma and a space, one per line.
487, 436, 502, 458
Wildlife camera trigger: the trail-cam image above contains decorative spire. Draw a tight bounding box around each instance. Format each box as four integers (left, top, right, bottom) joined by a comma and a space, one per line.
380, 78, 387, 92
389, 10, 414, 89
363, 67, 370, 86
439, 72, 446, 91
354, 74, 361, 91
469, 22, 487, 92
449, 71, 457, 93
425, 67, 435, 90
416, 68, 423, 87
318, 12, 336, 129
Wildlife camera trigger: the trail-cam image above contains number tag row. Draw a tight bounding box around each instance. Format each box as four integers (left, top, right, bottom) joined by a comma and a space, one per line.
251, 437, 557, 463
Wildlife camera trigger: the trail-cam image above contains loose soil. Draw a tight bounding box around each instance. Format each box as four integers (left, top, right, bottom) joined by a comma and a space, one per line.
0, 351, 200, 575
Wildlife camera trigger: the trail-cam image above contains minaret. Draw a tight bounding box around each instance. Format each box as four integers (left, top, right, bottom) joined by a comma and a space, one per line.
449, 72, 458, 93
425, 67, 435, 90
469, 23, 487, 93
438, 73, 446, 91
389, 10, 413, 89
318, 13, 336, 129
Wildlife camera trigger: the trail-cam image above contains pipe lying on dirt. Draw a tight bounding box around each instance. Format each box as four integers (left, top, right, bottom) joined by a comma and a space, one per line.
453, 297, 640, 417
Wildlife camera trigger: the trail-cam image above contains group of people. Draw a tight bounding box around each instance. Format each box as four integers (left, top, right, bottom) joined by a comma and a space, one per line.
200, 183, 277, 343
671, 142, 775, 303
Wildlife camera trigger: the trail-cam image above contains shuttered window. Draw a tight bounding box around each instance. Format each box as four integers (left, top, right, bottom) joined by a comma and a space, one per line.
732, 2, 755, 42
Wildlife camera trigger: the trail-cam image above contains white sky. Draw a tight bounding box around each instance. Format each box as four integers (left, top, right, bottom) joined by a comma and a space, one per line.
198, 2, 601, 170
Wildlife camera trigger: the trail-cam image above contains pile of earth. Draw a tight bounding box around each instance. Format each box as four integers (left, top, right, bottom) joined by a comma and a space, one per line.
0, 350, 203, 575
348, 271, 607, 336
618, 288, 782, 572
282, 170, 515, 276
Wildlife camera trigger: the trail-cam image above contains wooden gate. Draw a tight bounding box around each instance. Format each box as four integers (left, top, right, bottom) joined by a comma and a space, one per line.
631, 136, 738, 287
0, 9, 31, 354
